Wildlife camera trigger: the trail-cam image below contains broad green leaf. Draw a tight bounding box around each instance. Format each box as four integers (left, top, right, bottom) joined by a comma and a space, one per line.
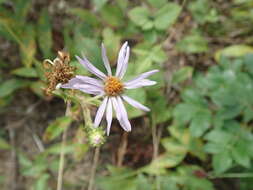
173, 103, 198, 124
144, 153, 185, 175
92, 0, 108, 10
136, 174, 152, 190
188, 0, 219, 24
34, 174, 50, 190
14, 0, 31, 22
243, 53, 253, 75
154, 3, 181, 31
0, 79, 28, 98
20, 25, 36, 67
37, 9, 52, 58
215, 45, 253, 62
176, 32, 209, 53
43, 116, 72, 142
147, 0, 167, 8
231, 141, 251, 168
213, 151, 233, 174
128, 7, 151, 30
100, 5, 124, 27
204, 142, 225, 154
189, 110, 211, 137
172, 66, 193, 84
68, 8, 100, 26
204, 130, 232, 144
12, 67, 38, 78
162, 138, 187, 154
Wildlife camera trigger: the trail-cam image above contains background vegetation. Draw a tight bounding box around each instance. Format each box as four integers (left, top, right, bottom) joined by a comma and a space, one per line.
1, 0, 253, 189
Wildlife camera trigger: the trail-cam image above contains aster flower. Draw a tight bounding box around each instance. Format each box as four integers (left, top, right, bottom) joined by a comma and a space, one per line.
61, 42, 158, 135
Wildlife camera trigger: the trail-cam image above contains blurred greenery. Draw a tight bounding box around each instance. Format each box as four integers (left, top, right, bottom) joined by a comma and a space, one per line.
1, 0, 253, 189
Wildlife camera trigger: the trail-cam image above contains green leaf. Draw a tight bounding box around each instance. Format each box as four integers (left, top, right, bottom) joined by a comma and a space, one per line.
68, 8, 100, 26
0, 79, 28, 98
20, 24, 36, 67
172, 66, 193, 84
231, 141, 251, 168
37, 9, 52, 58
147, 0, 167, 8
173, 103, 198, 124
43, 116, 72, 142
213, 151, 233, 174
34, 174, 50, 190
92, 0, 108, 10
189, 110, 211, 137
243, 53, 253, 75
128, 7, 151, 30
100, 5, 124, 27
215, 45, 253, 62
188, 0, 219, 24
12, 67, 38, 78
154, 3, 181, 31
144, 153, 185, 175
176, 31, 209, 53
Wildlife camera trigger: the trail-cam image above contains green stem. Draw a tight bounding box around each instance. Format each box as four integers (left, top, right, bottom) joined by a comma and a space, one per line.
209, 173, 253, 179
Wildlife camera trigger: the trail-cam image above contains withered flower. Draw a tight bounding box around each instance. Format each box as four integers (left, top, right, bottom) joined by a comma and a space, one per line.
43, 51, 75, 95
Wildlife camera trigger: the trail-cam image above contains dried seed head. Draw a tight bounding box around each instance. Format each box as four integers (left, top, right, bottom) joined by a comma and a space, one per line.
43, 51, 75, 96
104, 76, 124, 96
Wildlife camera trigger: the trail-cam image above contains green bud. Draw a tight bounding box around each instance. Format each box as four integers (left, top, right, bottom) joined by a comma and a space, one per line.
88, 128, 105, 147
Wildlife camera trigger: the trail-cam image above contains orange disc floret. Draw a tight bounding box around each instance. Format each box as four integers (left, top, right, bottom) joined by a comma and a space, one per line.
104, 76, 124, 96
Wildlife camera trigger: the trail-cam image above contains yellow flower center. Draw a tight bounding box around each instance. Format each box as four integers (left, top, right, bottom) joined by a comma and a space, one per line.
104, 76, 124, 96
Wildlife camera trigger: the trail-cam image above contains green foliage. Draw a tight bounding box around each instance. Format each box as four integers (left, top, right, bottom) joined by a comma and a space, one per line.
188, 0, 219, 24
1, 0, 253, 189
128, 2, 181, 32
174, 54, 253, 175
176, 30, 209, 53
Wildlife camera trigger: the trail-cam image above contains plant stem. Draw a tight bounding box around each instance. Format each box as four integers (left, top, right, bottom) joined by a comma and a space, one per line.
117, 132, 128, 167
57, 100, 71, 190
209, 173, 253, 179
87, 147, 100, 190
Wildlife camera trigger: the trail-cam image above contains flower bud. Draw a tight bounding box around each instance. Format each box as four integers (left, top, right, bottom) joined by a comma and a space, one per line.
88, 128, 105, 147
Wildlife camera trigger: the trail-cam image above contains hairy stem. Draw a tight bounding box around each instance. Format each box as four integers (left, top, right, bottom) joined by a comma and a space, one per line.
87, 147, 100, 190
57, 100, 71, 190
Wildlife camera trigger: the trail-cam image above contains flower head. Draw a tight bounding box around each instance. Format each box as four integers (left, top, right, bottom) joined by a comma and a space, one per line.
61, 42, 158, 135
43, 51, 75, 95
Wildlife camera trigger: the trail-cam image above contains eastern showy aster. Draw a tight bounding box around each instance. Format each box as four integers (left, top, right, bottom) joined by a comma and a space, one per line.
61, 42, 158, 135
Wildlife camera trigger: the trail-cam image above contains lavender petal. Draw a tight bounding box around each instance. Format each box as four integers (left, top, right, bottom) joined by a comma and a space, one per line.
122, 95, 150, 112
124, 69, 159, 86
116, 96, 131, 132
76, 55, 106, 80
94, 96, 108, 127
118, 46, 130, 79
76, 75, 103, 87
124, 79, 157, 89
106, 97, 113, 135
111, 97, 128, 131
116, 42, 128, 77
101, 43, 112, 76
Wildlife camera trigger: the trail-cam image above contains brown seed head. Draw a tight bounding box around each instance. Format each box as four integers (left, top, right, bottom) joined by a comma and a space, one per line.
104, 76, 124, 96
43, 51, 75, 96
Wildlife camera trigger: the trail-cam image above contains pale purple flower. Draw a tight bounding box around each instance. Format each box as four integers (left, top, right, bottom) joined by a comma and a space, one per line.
61, 42, 158, 135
